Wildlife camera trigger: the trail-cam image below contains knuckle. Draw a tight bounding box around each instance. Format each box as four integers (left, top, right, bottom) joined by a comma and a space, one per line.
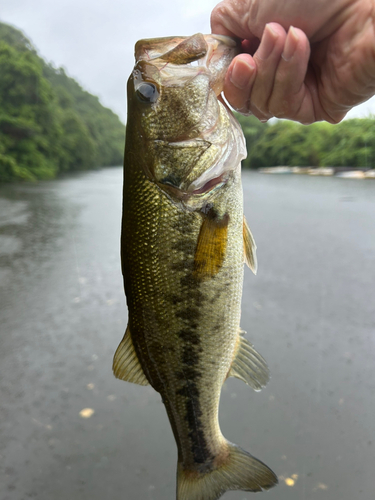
210, 2, 229, 28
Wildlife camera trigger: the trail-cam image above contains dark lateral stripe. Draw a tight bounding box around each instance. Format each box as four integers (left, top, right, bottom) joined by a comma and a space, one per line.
176, 342, 213, 464
168, 218, 214, 466
177, 378, 213, 465
185, 396, 211, 464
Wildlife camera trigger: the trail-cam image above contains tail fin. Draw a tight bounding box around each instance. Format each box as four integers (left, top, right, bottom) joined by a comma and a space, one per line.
177, 442, 277, 500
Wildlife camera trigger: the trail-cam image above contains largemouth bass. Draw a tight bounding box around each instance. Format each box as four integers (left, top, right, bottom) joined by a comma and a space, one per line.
113, 33, 277, 500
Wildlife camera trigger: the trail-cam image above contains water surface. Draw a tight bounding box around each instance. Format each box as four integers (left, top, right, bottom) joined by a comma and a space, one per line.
0, 168, 374, 499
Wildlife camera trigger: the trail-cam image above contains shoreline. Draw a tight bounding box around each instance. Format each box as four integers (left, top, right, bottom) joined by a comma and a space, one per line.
258, 166, 375, 178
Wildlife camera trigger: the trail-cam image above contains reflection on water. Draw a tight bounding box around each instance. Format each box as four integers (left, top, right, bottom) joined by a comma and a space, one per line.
0, 168, 374, 500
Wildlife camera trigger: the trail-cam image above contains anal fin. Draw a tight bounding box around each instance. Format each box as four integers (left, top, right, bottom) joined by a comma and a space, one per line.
228, 330, 269, 391
243, 216, 257, 275
113, 326, 149, 385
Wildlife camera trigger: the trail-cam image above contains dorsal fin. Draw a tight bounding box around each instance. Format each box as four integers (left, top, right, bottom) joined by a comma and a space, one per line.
243, 216, 257, 275
113, 326, 149, 385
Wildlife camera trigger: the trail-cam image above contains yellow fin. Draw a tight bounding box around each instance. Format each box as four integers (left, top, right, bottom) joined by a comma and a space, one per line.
177, 441, 277, 500
194, 210, 229, 279
228, 329, 269, 391
243, 216, 257, 275
112, 326, 149, 385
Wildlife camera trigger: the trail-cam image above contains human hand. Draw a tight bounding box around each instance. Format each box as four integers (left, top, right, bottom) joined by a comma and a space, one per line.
211, 0, 375, 124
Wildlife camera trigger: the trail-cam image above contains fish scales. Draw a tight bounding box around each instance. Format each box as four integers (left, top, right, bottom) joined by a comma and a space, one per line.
123, 156, 243, 465
114, 33, 277, 500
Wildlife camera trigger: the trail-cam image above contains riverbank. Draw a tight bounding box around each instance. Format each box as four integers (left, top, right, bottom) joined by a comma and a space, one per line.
258, 166, 375, 178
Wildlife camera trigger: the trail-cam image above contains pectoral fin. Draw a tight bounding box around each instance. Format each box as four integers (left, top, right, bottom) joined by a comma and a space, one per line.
228, 330, 269, 391
113, 326, 149, 385
194, 210, 229, 280
243, 216, 257, 275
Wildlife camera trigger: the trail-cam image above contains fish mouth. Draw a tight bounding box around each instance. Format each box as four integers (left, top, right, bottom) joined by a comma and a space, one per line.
134, 33, 240, 96
156, 173, 228, 204
152, 102, 246, 198
189, 173, 228, 195
135, 33, 238, 64
187, 108, 246, 194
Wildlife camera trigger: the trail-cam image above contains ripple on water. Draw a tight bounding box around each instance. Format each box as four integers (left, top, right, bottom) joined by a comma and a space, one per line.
0, 199, 29, 227
0, 235, 22, 256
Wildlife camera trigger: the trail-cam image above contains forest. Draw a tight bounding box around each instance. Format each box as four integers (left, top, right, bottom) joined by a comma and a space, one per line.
0, 22, 125, 182
1, 21, 374, 182
236, 113, 375, 170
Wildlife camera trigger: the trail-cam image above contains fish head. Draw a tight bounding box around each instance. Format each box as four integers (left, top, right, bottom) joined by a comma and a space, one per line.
127, 33, 247, 209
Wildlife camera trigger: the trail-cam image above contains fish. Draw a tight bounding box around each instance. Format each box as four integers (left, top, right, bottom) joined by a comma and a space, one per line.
113, 33, 278, 500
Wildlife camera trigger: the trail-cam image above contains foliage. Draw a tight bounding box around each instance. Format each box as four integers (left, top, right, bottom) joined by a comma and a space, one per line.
237, 113, 375, 169
0, 22, 125, 182
2, 20, 373, 181
318, 118, 375, 168
234, 113, 268, 169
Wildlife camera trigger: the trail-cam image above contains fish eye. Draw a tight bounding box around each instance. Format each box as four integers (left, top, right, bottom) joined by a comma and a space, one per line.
136, 82, 159, 103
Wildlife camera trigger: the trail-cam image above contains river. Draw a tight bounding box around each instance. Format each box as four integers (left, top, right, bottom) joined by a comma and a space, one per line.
0, 167, 374, 500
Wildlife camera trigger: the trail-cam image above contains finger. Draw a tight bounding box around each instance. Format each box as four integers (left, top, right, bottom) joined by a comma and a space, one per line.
210, 0, 260, 42
248, 23, 288, 120
267, 26, 316, 123
223, 54, 257, 114
211, 0, 328, 40
241, 38, 260, 56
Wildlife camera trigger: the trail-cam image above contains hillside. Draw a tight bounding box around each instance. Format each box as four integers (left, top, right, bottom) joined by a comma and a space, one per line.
0, 22, 125, 182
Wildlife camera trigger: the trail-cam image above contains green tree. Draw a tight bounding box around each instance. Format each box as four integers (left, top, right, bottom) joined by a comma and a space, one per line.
319, 118, 375, 168
235, 113, 268, 168
246, 120, 316, 167
238, 114, 375, 169
0, 41, 60, 180
0, 21, 125, 182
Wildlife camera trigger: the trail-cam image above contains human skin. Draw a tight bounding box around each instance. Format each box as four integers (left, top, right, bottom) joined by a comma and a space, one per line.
211, 0, 375, 123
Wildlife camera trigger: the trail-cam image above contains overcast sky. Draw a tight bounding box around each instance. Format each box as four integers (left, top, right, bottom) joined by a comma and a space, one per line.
1, 0, 375, 124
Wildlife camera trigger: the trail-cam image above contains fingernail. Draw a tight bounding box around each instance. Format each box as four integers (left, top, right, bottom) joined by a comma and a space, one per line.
230, 57, 255, 90
258, 23, 278, 60
282, 26, 299, 61
235, 105, 252, 117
